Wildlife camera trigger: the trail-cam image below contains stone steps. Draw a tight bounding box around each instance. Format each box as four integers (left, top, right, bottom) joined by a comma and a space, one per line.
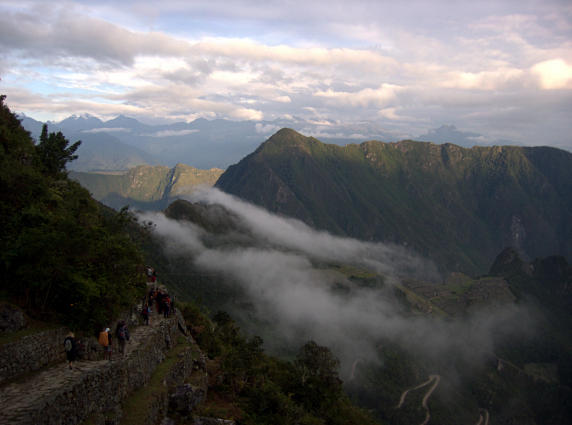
0, 309, 185, 425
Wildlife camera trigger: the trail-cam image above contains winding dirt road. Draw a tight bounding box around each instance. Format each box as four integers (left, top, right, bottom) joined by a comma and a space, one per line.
475, 408, 490, 425
349, 358, 363, 381
396, 374, 441, 425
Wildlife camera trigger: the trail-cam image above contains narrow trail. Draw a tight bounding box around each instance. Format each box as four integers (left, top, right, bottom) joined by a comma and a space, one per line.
0, 308, 168, 425
396, 374, 440, 425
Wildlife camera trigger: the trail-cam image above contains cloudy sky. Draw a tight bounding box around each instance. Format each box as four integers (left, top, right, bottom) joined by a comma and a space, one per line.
1, 0, 571, 148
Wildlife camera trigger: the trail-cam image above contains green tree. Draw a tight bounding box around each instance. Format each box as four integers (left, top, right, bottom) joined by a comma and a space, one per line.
36, 124, 81, 177
293, 341, 343, 415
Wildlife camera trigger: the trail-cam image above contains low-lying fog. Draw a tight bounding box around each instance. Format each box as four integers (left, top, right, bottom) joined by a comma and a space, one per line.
140, 188, 535, 378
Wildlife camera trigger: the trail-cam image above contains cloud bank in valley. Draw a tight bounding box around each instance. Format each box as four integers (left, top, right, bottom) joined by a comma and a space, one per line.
141, 188, 534, 377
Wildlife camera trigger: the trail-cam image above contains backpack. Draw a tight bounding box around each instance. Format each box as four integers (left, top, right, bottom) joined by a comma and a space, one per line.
64, 338, 73, 352
118, 327, 126, 341
98, 331, 109, 347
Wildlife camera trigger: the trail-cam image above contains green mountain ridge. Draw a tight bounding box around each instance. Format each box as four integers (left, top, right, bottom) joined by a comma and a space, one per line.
71, 163, 224, 210
216, 128, 572, 275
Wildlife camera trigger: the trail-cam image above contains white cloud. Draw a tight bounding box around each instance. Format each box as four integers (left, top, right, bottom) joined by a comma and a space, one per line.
1, 1, 571, 149
378, 107, 403, 121
192, 38, 397, 68
532, 59, 572, 89
314, 84, 403, 108
272, 95, 291, 103
441, 68, 525, 90
142, 129, 199, 137
255, 123, 280, 134
81, 127, 131, 133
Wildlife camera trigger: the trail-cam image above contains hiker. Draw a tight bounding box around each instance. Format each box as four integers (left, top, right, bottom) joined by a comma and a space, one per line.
116, 321, 130, 356
64, 332, 77, 369
142, 303, 151, 325
156, 290, 164, 314
163, 296, 171, 318
98, 327, 112, 361
146, 266, 153, 282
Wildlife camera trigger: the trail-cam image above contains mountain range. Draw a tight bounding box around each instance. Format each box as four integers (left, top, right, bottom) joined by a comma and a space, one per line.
5, 96, 572, 424
19, 114, 527, 172
216, 128, 572, 275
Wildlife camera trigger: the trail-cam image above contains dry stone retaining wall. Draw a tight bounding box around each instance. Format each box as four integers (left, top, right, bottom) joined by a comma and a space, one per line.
0, 326, 69, 385
0, 310, 192, 425
36, 316, 183, 425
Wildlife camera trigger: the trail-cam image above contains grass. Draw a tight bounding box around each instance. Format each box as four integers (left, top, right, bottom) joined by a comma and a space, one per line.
119, 339, 192, 425
333, 264, 378, 280
394, 283, 448, 318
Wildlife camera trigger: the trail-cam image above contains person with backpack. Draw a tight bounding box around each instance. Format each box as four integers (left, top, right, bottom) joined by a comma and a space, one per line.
116, 321, 130, 356
98, 327, 112, 361
141, 303, 150, 325
64, 332, 77, 369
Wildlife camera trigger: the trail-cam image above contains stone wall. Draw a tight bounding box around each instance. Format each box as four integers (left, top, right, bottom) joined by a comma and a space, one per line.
0, 326, 69, 385
22, 313, 187, 425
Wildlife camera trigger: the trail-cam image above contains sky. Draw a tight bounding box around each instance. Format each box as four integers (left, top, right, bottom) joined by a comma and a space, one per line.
1, 0, 571, 149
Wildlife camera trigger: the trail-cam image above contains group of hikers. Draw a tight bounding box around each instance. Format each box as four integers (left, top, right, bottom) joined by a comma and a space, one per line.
64, 266, 174, 369
95, 321, 130, 363
144, 286, 175, 323
63, 321, 131, 369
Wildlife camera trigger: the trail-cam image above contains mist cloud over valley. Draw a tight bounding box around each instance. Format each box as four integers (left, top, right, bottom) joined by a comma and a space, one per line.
141, 188, 535, 379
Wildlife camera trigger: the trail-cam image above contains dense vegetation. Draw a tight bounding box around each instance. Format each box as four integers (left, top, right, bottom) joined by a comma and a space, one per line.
179, 304, 380, 425
0, 96, 146, 330
216, 128, 572, 275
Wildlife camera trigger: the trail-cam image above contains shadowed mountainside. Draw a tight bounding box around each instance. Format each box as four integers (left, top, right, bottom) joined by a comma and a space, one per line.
216, 128, 572, 275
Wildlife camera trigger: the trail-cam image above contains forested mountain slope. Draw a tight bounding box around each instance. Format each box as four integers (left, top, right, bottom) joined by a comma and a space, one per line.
217, 129, 572, 274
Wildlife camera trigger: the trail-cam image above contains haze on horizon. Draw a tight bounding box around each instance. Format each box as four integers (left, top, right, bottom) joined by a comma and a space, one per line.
1, 0, 571, 150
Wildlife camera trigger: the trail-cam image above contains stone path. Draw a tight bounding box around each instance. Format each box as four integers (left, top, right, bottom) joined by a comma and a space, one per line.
0, 308, 169, 425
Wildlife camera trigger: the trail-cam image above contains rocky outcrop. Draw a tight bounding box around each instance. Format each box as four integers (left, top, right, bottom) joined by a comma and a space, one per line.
169, 384, 207, 415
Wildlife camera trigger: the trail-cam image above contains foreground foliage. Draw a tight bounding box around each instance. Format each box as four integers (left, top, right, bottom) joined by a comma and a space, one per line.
0, 96, 146, 330
179, 303, 380, 425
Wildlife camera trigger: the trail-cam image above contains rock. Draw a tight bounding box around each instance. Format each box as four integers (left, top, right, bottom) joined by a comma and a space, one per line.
169, 384, 206, 414
0, 303, 27, 333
